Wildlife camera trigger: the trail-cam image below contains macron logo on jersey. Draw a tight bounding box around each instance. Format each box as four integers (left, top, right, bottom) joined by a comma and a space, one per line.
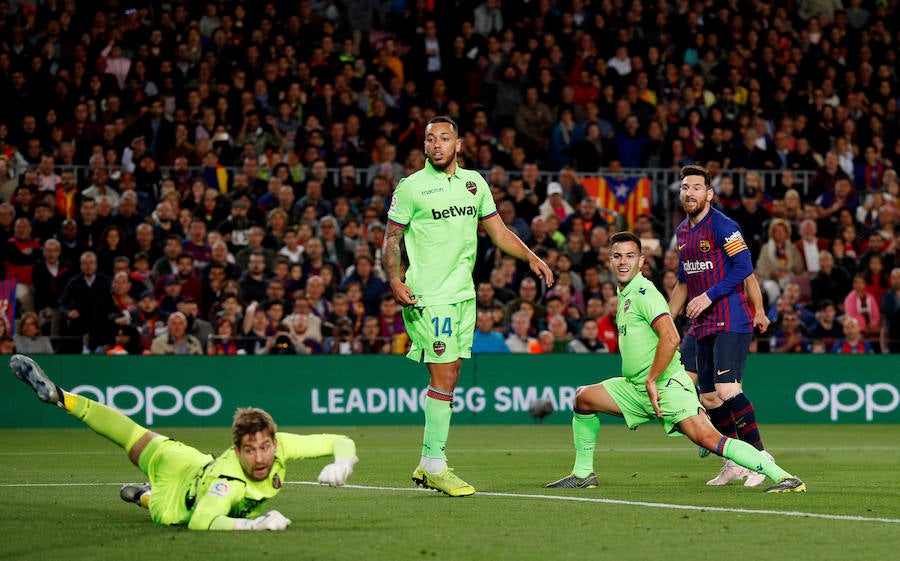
431, 205, 477, 220
683, 260, 714, 275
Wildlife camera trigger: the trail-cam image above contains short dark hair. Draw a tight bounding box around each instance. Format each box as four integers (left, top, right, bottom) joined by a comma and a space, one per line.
426, 115, 459, 135
610, 231, 642, 252
679, 164, 711, 189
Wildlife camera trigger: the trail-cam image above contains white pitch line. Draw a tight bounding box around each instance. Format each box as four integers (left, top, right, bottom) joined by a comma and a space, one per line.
303, 482, 900, 524
2, 480, 898, 525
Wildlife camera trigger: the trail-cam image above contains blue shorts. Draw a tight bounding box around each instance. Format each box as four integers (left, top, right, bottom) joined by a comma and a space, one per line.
696, 332, 752, 394
680, 333, 697, 374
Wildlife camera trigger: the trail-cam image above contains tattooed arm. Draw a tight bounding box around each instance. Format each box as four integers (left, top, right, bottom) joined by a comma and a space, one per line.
384, 222, 417, 306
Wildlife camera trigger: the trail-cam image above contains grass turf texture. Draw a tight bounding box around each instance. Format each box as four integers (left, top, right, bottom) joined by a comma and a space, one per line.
1, 424, 897, 561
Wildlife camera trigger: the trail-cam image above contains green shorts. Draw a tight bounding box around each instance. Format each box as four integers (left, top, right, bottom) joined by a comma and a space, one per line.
402, 299, 476, 364
601, 370, 703, 435
139, 436, 213, 526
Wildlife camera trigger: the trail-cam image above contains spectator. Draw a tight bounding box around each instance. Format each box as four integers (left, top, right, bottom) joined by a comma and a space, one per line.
539, 182, 575, 222
150, 312, 203, 355
13, 312, 53, 354
505, 310, 537, 353
471, 309, 510, 354
157, 274, 185, 315
756, 218, 804, 303
238, 250, 272, 306
811, 250, 853, 309
547, 314, 573, 353
305, 275, 332, 320
340, 254, 388, 316
793, 219, 831, 274
182, 218, 212, 271
207, 317, 240, 355
843, 273, 881, 340
808, 300, 843, 352
2, 217, 41, 312
831, 317, 874, 354
301, 237, 340, 282
180, 298, 213, 353
58, 252, 111, 354
359, 315, 388, 355
595, 296, 619, 353
91, 271, 138, 352
881, 268, 900, 354
770, 310, 811, 354
106, 325, 143, 355
374, 293, 405, 353
31, 239, 73, 337
727, 187, 770, 263
30, 202, 59, 243
528, 330, 554, 354
567, 319, 609, 353
324, 317, 362, 355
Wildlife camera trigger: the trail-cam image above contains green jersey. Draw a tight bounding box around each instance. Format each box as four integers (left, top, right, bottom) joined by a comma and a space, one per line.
616, 273, 684, 385
388, 160, 497, 306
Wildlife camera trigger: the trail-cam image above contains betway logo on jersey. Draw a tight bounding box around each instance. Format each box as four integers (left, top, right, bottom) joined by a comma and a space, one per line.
684, 259, 714, 274
432, 205, 477, 220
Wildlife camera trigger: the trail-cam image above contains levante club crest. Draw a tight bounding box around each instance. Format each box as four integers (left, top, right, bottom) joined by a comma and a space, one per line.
623, 299, 631, 313
466, 181, 477, 195
272, 474, 282, 489
433, 341, 446, 356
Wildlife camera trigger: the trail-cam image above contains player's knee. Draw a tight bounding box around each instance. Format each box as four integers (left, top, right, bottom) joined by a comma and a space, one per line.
699, 394, 721, 409
715, 386, 740, 402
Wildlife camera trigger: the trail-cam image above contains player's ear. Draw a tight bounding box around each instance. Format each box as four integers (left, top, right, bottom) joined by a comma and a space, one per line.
705, 186, 714, 202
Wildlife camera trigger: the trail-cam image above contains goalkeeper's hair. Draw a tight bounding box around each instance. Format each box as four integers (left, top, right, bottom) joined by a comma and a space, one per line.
232, 407, 278, 447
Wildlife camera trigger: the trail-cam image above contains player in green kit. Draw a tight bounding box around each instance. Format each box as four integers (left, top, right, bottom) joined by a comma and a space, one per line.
546, 233, 805, 493
385, 116, 553, 497
10, 354, 358, 530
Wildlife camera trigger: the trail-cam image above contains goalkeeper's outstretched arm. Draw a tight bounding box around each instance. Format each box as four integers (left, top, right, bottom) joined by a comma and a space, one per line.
277, 433, 359, 487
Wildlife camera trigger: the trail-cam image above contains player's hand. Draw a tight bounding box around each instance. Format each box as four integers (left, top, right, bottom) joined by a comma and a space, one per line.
389, 279, 417, 307
529, 257, 555, 288
317, 455, 358, 487
685, 292, 712, 319
645, 379, 662, 418
235, 510, 292, 531
753, 310, 770, 333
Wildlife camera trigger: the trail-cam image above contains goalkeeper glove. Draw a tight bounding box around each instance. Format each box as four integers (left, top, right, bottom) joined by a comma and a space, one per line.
233, 510, 292, 531
317, 455, 358, 487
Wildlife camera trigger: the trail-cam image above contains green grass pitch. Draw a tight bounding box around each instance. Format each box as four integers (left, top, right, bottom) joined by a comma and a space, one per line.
1, 424, 898, 561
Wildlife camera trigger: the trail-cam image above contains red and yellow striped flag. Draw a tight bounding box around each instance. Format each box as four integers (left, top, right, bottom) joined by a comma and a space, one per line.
581, 176, 651, 229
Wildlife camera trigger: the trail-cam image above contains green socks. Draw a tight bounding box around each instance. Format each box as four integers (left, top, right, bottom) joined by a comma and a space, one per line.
69, 394, 148, 454
723, 437, 791, 482
572, 413, 600, 478
422, 392, 453, 462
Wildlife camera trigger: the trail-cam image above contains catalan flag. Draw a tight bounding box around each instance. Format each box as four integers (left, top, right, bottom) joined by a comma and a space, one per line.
581, 176, 651, 230
0, 278, 16, 335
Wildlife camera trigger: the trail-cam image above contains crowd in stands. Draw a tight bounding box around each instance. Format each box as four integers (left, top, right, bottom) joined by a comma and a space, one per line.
0, 0, 898, 356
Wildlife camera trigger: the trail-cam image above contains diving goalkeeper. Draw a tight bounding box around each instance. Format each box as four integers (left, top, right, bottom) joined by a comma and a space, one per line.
10, 354, 358, 530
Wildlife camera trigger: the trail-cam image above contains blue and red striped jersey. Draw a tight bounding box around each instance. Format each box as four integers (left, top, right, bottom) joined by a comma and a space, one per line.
676, 209, 753, 338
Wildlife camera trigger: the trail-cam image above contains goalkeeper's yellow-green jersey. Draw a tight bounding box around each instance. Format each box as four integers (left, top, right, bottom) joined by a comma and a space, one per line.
147, 433, 349, 530
387, 160, 497, 306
